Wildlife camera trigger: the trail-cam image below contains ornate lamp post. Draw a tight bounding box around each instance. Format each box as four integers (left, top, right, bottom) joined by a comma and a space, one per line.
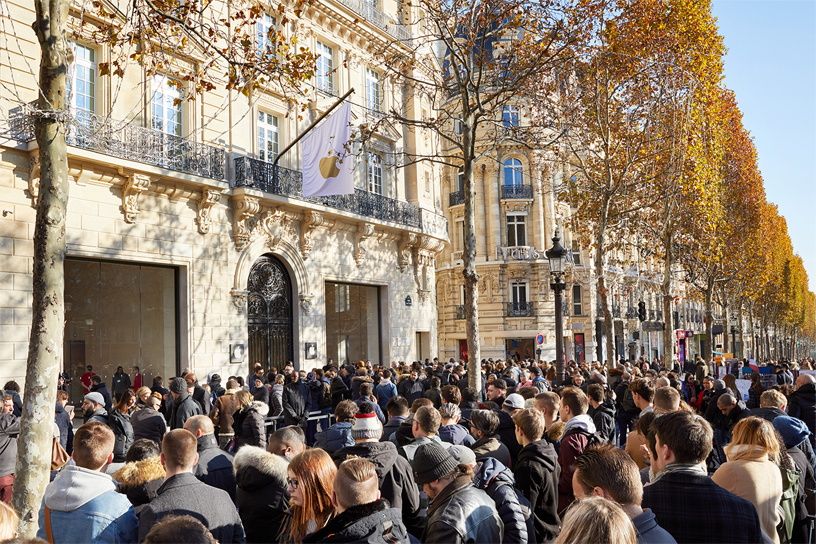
546, 230, 569, 386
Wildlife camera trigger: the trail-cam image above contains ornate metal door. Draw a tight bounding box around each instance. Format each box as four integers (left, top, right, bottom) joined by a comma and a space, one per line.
247, 255, 293, 372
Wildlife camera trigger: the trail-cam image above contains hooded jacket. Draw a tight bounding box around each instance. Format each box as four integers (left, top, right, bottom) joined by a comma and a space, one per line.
130, 406, 167, 447
592, 398, 616, 443
331, 440, 421, 528
471, 435, 511, 468
55, 401, 73, 454
234, 401, 269, 451
111, 456, 166, 514
194, 434, 236, 501
0, 414, 19, 478
37, 465, 138, 544
169, 390, 202, 430
351, 375, 374, 401
472, 457, 532, 544
315, 421, 354, 453
375, 379, 398, 413
303, 499, 410, 544
788, 382, 816, 444
558, 415, 596, 514
438, 424, 475, 447
233, 445, 291, 544
211, 389, 239, 434
515, 439, 560, 544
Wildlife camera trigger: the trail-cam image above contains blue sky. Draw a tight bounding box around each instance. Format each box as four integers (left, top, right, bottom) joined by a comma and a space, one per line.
711, 0, 816, 290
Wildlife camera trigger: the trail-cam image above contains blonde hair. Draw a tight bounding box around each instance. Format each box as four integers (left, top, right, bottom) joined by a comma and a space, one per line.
556, 496, 637, 544
137, 386, 152, 400
0, 501, 18, 540
234, 389, 253, 409
730, 416, 781, 463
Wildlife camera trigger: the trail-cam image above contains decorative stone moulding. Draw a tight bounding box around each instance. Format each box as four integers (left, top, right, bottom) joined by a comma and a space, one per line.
230, 288, 248, 312
231, 195, 260, 251
300, 211, 325, 260
123, 173, 151, 223
196, 189, 222, 234
354, 222, 376, 267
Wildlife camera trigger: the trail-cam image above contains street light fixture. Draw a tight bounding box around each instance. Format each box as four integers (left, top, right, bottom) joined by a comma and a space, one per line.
546, 230, 569, 386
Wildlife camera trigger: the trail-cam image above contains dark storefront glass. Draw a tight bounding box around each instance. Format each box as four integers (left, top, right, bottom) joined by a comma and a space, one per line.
325, 282, 380, 365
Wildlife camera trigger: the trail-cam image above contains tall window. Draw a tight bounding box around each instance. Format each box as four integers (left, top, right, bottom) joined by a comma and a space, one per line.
502, 105, 518, 128
368, 153, 382, 194
511, 281, 527, 304
572, 244, 582, 265
424, 170, 431, 193
316, 42, 334, 94
258, 111, 279, 162
456, 220, 465, 251
573, 285, 583, 316
257, 13, 276, 57
454, 114, 463, 135
151, 76, 182, 137
456, 167, 464, 192
366, 68, 381, 112
506, 214, 526, 246
503, 158, 523, 186
69, 43, 96, 114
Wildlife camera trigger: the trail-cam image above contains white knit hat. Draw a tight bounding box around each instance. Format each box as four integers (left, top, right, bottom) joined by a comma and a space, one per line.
351, 402, 382, 440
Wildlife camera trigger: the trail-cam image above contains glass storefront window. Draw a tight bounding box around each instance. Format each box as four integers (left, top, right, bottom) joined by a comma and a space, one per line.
63, 259, 178, 406
325, 282, 380, 365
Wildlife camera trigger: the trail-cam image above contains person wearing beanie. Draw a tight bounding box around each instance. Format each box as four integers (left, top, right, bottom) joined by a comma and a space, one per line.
773, 416, 815, 543
82, 392, 109, 424
412, 442, 503, 544
168, 376, 201, 430
331, 402, 422, 537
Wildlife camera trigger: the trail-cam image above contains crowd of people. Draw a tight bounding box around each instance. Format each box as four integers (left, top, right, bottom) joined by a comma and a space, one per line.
0, 354, 813, 544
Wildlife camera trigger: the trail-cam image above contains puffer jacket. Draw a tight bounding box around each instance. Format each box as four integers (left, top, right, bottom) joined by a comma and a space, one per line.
233, 401, 269, 451
351, 376, 374, 401
210, 389, 239, 434
438, 424, 475, 447
233, 445, 290, 544
111, 456, 166, 515
515, 438, 560, 543
473, 457, 532, 544
303, 499, 410, 544
421, 476, 503, 544
315, 421, 354, 453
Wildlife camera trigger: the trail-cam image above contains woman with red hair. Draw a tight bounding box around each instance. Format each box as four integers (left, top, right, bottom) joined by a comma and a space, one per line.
279, 448, 336, 543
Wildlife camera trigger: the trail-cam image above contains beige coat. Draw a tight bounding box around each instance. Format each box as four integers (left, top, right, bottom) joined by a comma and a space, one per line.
712, 444, 783, 544
625, 430, 649, 470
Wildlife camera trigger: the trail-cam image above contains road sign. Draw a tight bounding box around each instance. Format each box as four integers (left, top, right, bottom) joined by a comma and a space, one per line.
536, 334, 544, 345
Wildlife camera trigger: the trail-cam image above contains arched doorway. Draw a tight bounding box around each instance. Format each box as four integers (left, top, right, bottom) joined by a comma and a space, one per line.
247, 254, 293, 372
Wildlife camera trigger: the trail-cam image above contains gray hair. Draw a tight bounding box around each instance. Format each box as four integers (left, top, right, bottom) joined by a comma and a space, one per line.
439, 403, 461, 420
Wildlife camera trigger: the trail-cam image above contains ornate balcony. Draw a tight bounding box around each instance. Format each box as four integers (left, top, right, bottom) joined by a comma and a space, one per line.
506, 301, 536, 318
625, 307, 637, 319
455, 305, 466, 320
8, 107, 225, 180
335, 0, 412, 42
449, 190, 465, 207
316, 81, 339, 97
501, 184, 533, 199
234, 156, 422, 229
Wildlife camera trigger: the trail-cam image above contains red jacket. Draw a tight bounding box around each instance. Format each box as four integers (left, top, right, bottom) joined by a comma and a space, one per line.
557, 419, 593, 515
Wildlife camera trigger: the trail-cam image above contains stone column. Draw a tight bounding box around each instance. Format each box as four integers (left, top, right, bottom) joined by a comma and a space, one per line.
476, 164, 487, 260
485, 161, 501, 259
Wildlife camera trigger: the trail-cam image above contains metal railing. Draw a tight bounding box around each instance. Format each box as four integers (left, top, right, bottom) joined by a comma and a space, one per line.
449, 190, 465, 206
335, 0, 412, 42
264, 410, 334, 429
501, 184, 533, 199
506, 301, 536, 317
8, 106, 225, 180
316, 81, 340, 97
456, 305, 466, 320
234, 156, 422, 229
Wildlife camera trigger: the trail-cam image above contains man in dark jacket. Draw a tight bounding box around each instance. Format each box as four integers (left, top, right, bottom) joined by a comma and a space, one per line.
382, 396, 409, 442
82, 392, 109, 425
283, 370, 312, 429
210, 379, 240, 450
131, 395, 166, 447
788, 374, 816, 449
111, 366, 131, 402
716, 393, 749, 435
168, 377, 202, 430
184, 374, 211, 415
398, 371, 425, 405
642, 411, 763, 544
512, 408, 560, 543
184, 416, 236, 502
470, 453, 532, 544
0, 408, 19, 504
2, 382, 22, 417
90, 376, 112, 414
328, 367, 350, 408
138, 429, 245, 543
495, 394, 524, 459
55, 391, 74, 455
412, 441, 503, 544
233, 440, 291, 544
304, 458, 410, 544
748, 389, 788, 422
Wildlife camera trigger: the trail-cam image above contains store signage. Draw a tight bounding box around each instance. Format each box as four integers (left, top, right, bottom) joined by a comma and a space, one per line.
496, 246, 541, 261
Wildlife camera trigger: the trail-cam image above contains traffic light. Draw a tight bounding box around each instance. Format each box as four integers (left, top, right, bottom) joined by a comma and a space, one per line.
637, 301, 646, 322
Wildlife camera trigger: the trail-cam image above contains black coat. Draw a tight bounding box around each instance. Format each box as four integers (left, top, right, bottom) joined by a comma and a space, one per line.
138, 472, 245, 543
642, 470, 763, 544
111, 372, 131, 400
592, 399, 616, 443
514, 439, 560, 544
111, 456, 166, 516
233, 445, 291, 544
168, 391, 201, 430
234, 401, 269, 451
193, 435, 236, 502
282, 380, 312, 427
381, 417, 405, 442
331, 377, 350, 408
421, 477, 503, 544
788, 383, 816, 447
748, 406, 787, 422
495, 409, 523, 460
303, 499, 410, 544
472, 458, 531, 544
192, 383, 211, 415
54, 401, 73, 454
130, 407, 166, 447
91, 382, 113, 413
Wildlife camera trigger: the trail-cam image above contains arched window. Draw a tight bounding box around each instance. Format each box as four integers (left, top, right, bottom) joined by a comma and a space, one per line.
503, 158, 523, 186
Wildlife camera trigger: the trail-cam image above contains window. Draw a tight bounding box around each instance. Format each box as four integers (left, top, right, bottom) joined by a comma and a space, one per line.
424, 170, 431, 193
502, 105, 518, 128
506, 214, 526, 247
455, 220, 465, 251
334, 283, 350, 313
503, 158, 523, 186
257, 13, 276, 57
511, 281, 527, 304
151, 76, 182, 137
69, 43, 96, 113
455, 114, 463, 135
326, 282, 380, 364
368, 153, 382, 194
366, 68, 381, 112
573, 285, 583, 316
572, 244, 582, 265
456, 167, 465, 192
316, 42, 334, 95
258, 111, 279, 162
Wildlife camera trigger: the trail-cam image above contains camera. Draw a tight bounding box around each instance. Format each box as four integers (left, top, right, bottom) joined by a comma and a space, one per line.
60, 372, 72, 385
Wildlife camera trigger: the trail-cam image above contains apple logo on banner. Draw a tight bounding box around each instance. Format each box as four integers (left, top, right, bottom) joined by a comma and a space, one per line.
319, 154, 341, 179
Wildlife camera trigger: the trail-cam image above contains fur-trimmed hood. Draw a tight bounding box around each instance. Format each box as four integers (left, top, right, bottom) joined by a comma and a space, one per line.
352, 376, 373, 383
111, 456, 166, 490
546, 420, 565, 442
233, 445, 289, 492
241, 400, 269, 416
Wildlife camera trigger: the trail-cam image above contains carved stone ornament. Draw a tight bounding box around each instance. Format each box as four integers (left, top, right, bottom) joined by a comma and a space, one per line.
123, 174, 151, 223
417, 289, 431, 305
28, 155, 40, 207
196, 189, 222, 234
230, 288, 248, 312
299, 293, 315, 314
398, 232, 417, 272
501, 201, 531, 214
300, 211, 324, 260
354, 222, 376, 267
231, 195, 260, 251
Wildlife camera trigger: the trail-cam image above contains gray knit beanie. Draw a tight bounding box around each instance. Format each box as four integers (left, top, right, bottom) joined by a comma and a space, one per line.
412, 441, 458, 484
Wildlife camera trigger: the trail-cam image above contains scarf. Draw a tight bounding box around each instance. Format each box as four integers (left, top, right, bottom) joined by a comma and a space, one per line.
649, 462, 707, 485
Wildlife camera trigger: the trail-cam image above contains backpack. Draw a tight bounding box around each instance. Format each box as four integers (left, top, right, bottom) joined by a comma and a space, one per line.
778, 465, 801, 544
621, 388, 638, 414
108, 410, 134, 462
563, 426, 603, 449
210, 385, 225, 406
320, 381, 332, 409
533, 377, 550, 393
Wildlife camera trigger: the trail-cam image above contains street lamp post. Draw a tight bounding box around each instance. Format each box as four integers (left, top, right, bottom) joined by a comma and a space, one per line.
730, 325, 737, 357
546, 231, 569, 386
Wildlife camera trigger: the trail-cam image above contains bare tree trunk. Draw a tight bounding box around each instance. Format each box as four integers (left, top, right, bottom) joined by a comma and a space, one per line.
12, 0, 70, 536
722, 304, 730, 355
594, 234, 615, 371
662, 236, 675, 367
462, 123, 481, 395
703, 278, 714, 363
737, 302, 745, 360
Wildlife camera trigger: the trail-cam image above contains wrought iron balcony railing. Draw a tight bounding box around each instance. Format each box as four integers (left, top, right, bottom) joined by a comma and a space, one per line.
449, 190, 465, 206
8, 106, 225, 180
625, 307, 637, 319
506, 301, 536, 318
501, 184, 533, 199
316, 81, 339, 97
456, 305, 466, 320
335, 0, 412, 42
234, 156, 422, 229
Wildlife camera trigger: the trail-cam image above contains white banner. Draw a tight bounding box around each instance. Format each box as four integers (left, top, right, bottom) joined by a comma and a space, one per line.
302, 100, 354, 197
